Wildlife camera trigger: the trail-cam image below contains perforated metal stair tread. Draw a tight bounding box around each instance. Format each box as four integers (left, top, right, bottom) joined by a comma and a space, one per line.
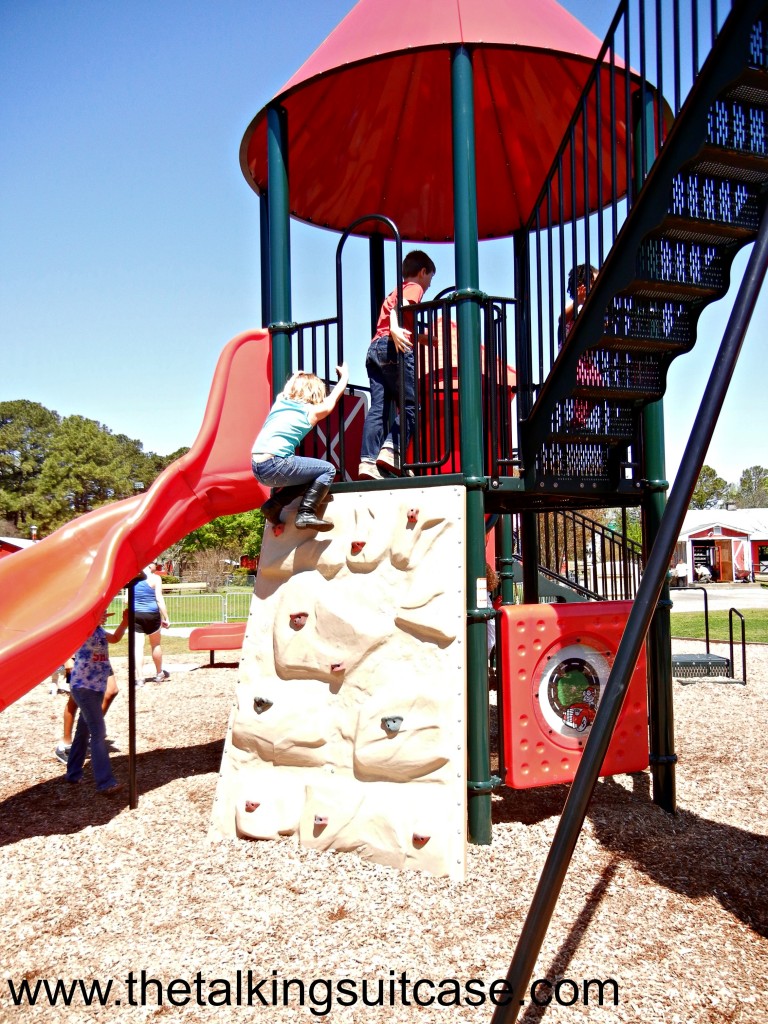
722, 65, 768, 105
689, 144, 768, 182
596, 334, 694, 355
655, 214, 757, 244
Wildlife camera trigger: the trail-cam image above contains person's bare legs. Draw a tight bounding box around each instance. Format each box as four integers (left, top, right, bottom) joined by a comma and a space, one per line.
133, 630, 146, 682
63, 696, 76, 745
102, 673, 118, 715
55, 692, 78, 763
148, 629, 164, 678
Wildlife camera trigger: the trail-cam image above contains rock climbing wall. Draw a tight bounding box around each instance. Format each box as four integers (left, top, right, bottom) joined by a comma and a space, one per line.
210, 484, 467, 880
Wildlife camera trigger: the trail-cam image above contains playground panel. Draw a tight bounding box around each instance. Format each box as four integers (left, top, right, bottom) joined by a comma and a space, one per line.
500, 601, 649, 789
211, 485, 468, 880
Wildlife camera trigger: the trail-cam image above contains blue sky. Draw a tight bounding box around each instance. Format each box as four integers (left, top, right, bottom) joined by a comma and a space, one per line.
1, 0, 764, 487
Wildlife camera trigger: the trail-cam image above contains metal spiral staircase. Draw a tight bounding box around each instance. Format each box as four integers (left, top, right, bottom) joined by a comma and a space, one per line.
518, 1, 768, 501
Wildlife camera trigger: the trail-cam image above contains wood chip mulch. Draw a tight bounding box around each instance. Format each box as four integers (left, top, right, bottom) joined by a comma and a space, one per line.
1, 640, 766, 1023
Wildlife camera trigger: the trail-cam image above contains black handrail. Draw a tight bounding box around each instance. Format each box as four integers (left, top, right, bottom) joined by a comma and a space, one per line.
684, 584, 712, 651
728, 607, 747, 683
516, 0, 740, 480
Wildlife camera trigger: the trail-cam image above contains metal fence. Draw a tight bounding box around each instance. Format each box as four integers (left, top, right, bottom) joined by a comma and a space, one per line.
107, 589, 253, 628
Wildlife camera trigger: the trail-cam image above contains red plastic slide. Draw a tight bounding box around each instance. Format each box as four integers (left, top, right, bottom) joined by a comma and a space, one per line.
0, 329, 272, 712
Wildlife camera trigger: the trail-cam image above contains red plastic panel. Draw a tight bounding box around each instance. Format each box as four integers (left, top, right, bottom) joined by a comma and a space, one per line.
500, 602, 648, 789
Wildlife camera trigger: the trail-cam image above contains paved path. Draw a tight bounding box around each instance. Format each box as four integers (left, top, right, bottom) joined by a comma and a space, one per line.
670, 583, 768, 612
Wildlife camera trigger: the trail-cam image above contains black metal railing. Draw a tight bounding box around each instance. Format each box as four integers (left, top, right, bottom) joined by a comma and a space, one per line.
516, 0, 743, 437
501, 507, 643, 601
288, 282, 519, 483
534, 507, 643, 599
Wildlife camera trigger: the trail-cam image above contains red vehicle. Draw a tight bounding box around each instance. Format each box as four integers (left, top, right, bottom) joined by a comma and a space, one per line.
563, 701, 596, 732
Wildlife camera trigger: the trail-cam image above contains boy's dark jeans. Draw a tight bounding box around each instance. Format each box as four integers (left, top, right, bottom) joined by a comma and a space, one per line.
361, 336, 415, 463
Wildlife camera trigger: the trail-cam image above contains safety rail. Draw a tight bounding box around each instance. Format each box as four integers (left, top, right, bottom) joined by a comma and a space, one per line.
533, 507, 643, 600
514, 0, 762, 491
290, 291, 518, 481
519, 0, 735, 402
728, 606, 747, 682
107, 591, 252, 628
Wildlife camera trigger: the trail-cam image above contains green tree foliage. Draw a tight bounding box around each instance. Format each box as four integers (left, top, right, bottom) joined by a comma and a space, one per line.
181, 509, 265, 560
733, 465, 768, 508
32, 416, 141, 530
0, 400, 181, 535
0, 400, 61, 528
690, 464, 731, 510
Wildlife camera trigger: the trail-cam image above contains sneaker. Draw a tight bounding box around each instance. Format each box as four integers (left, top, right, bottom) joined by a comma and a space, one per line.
133, 678, 144, 688
357, 460, 382, 481
100, 782, 124, 797
54, 742, 71, 765
57, 680, 70, 694
154, 670, 170, 683
376, 447, 413, 477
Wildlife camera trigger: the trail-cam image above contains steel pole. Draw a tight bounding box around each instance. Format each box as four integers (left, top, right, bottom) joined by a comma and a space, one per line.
491, 211, 768, 1023
267, 104, 293, 396
498, 515, 516, 606
451, 45, 492, 846
633, 79, 676, 812
259, 191, 271, 329
128, 579, 138, 809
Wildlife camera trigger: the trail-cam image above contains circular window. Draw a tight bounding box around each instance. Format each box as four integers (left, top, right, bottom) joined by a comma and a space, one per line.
534, 642, 611, 747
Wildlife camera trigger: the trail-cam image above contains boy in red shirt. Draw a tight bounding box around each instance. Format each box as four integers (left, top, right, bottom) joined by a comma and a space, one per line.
359, 250, 435, 479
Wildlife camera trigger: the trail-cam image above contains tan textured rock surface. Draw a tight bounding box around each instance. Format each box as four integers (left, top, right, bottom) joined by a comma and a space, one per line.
212, 486, 467, 879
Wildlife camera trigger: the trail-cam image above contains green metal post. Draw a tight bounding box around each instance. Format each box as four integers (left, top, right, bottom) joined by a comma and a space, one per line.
498, 515, 516, 606
266, 104, 293, 397
451, 45, 492, 846
259, 191, 271, 328
643, 403, 676, 812
520, 510, 540, 604
369, 235, 386, 337
635, 83, 676, 813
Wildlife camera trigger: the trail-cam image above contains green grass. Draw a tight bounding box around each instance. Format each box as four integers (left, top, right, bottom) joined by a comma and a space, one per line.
671, 610, 765, 643
108, 635, 195, 657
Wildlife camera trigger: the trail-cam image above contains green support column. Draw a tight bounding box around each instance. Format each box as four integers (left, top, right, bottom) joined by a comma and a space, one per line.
369, 235, 386, 337
259, 191, 271, 329
498, 515, 516, 606
520, 510, 540, 605
643, 404, 676, 812
451, 45, 492, 846
266, 104, 293, 397
635, 84, 676, 813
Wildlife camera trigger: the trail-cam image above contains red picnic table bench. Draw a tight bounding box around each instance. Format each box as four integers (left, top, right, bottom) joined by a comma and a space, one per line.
188, 622, 246, 665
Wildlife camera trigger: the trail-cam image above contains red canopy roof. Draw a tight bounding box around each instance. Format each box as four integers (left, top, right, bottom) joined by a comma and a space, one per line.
241, 0, 632, 241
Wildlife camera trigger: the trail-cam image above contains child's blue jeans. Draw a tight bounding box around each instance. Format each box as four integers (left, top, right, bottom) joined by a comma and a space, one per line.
251, 454, 335, 491
360, 336, 416, 463
67, 686, 117, 791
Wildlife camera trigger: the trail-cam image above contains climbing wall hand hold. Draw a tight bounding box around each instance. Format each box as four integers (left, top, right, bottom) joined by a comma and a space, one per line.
253, 697, 274, 714
314, 814, 328, 827
273, 523, 285, 537
350, 540, 366, 554
412, 833, 430, 847
407, 508, 419, 524
381, 715, 404, 734
289, 612, 308, 630
244, 800, 260, 813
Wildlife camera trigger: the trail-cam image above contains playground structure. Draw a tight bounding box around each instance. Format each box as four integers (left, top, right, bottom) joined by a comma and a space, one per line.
0, 0, 767, 1017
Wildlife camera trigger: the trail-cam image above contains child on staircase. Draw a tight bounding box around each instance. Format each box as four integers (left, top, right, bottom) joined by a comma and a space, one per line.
252, 363, 349, 531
